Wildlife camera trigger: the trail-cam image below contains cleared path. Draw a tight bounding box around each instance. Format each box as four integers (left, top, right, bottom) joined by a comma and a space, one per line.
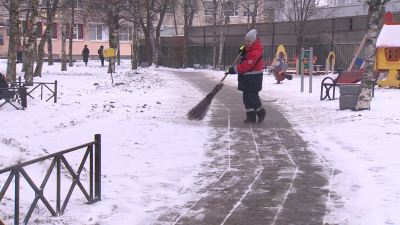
156, 71, 331, 225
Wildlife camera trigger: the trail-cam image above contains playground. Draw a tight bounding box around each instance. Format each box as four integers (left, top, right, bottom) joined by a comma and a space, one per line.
264, 11, 400, 89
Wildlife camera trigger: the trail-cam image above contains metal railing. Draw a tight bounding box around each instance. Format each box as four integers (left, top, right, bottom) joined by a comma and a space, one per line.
0, 134, 101, 224
12, 77, 57, 103
0, 86, 27, 110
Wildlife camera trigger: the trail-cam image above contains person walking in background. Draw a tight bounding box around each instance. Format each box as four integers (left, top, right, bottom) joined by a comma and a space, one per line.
224, 29, 266, 123
17, 45, 23, 63
98, 45, 104, 67
82, 45, 90, 66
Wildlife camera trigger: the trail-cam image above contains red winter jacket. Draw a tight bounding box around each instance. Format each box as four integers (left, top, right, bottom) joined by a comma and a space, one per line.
234, 38, 263, 75
233, 39, 264, 92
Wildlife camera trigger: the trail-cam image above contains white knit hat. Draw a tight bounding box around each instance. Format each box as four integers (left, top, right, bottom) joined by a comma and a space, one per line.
245, 29, 257, 43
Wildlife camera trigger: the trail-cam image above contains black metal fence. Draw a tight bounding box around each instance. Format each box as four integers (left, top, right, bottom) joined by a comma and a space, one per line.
156, 13, 394, 70
0, 134, 101, 224
12, 77, 57, 104
158, 43, 366, 71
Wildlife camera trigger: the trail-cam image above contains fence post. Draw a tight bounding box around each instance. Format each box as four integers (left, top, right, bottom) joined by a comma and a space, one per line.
56, 156, 61, 215
309, 47, 313, 93
94, 134, 101, 201
15, 169, 20, 225
54, 80, 57, 103
20, 87, 27, 108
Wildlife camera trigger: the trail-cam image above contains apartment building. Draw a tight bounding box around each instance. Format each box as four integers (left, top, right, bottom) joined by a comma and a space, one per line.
0, 0, 278, 58
1, 0, 398, 59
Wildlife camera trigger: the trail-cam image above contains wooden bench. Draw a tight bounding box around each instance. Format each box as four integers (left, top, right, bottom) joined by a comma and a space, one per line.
320, 70, 381, 100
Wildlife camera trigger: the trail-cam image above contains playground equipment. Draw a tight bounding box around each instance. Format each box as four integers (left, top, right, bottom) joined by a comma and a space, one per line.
325, 51, 335, 74
375, 24, 400, 88
382, 11, 400, 26
275, 45, 287, 62
298, 51, 317, 74
270, 45, 293, 84
300, 47, 314, 93
348, 34, 367, 71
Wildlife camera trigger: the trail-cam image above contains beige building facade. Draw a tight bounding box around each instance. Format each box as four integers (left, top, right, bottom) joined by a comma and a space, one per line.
0, 1, 273, 59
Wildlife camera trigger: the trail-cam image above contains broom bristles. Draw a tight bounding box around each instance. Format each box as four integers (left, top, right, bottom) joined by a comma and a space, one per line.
187, 84, 222, 121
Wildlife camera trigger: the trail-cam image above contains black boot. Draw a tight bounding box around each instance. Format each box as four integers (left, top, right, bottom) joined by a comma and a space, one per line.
256, 108, 266, 123
244, 111, 257, 123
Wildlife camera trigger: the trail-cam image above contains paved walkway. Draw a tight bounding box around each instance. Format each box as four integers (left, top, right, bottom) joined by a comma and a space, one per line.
157, 70, 331, 225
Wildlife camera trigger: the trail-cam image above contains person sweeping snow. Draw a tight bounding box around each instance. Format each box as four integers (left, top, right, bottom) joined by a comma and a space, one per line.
225, 29, 266, 123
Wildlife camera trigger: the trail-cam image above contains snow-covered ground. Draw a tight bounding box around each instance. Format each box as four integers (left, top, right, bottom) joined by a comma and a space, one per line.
1, 59, 399, 224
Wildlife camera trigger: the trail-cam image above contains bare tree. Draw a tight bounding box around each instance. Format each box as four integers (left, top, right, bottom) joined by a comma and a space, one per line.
47, 26, 54, 65
132, 2, 140, 70
82, 0, 125, 73
122, 0, 142, 69
68, 0, 74, 67
153, 0, 170, 68
182, 0, 198, 68
138, 0, 159, 66
234, 0, 262, 30
34, 0, 59, 77
274, 0, 336, 54
24, 0, 40, 85
3, 0, 24, 81
217, 0, 234, 70
355, 0, 389, 111
61, 0, 67, 71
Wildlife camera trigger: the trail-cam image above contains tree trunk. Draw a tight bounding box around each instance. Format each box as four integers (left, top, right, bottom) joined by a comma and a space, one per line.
183, 0, 189, 69
61, 16, 67, 71
47, 34, 54, 65
34, 0, 58, 76
355, 0, 386, 111
47, 0, 58, 66
152, 32, 160, 68
107, 22, 118, 73
6, 0, 19, 82
24, 0, 40, 86
21, 6, 30, 73
132, 9, 138, 70
212, 0, 218, 70
218, 1, 228, 70
117, 34, 120, 66
69, 0, 74, 67
34, 29, 49, 77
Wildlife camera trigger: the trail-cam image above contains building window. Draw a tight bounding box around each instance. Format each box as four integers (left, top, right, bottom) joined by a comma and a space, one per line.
244, 3, 256, 17
223, 2, 238, 17
385, 48, 400, 61
166, 2, 177, 14
90, 25, 106, 41
89, 1, 104, 10
119, 27, 133, 42
51, 22, 58, 39
68, 0, 84, 9
43, 22, 58, 39
36, 22, 43, 38
204, 1, 216, 16
263, 9, 275, 22
66, 23, 84, 40
189, 0, 199, 15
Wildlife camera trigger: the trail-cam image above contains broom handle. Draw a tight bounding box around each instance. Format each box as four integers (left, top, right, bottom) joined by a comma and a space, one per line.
219, 52, 243, 84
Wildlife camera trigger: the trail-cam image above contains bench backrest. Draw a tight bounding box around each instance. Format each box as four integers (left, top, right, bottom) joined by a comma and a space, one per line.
0, 73, 8, 89
335, 71, 381, 84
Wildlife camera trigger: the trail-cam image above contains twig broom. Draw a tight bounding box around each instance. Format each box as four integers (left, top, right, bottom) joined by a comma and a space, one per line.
187, 52, 242, 121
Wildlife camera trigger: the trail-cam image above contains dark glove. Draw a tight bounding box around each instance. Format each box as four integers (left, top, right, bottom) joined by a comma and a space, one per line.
225, 67, 235, 74
239, 46, 247, 56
